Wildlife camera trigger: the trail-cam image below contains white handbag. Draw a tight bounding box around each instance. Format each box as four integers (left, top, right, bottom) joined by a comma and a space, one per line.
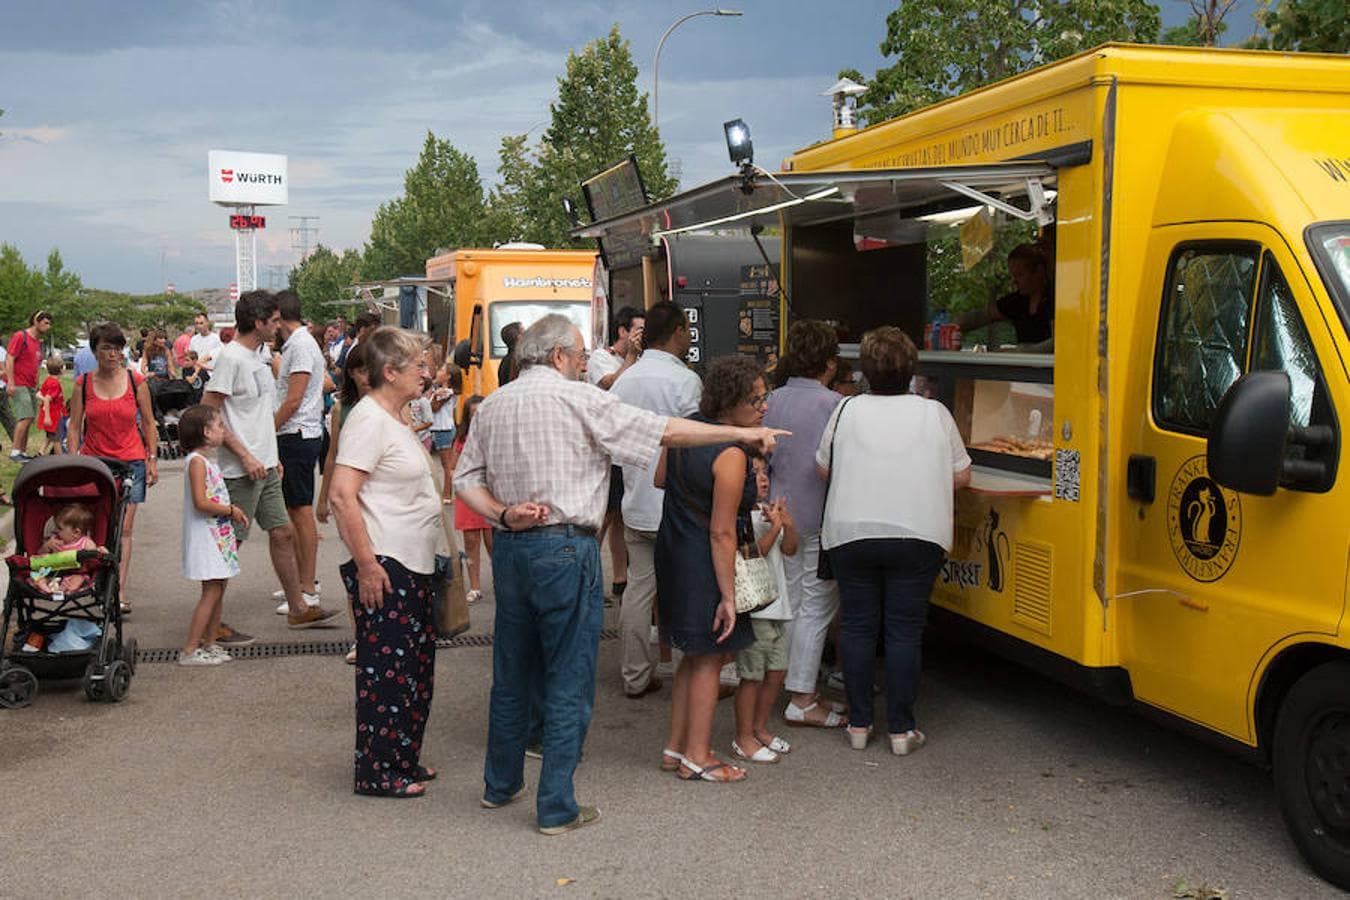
733, 538, 777, 614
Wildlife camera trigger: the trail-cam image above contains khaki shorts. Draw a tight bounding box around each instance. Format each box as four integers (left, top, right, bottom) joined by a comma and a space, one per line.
10, 386, 36, 422
736, 618, 789, 682
224, 468, 289, 542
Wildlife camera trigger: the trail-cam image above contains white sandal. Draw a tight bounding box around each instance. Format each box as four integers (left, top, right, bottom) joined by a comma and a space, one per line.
783, 700, 847, 728
766, 735, 791, 754
660, 748, 685, 772
731, 740, 780, 764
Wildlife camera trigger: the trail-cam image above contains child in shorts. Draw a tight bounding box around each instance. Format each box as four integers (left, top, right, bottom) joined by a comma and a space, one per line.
36, 356, 67, 455
429, 361, 461, 503
732, 455, 799, 764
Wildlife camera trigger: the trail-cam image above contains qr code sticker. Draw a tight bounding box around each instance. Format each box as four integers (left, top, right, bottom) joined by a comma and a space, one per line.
1054, 449, 1081, 502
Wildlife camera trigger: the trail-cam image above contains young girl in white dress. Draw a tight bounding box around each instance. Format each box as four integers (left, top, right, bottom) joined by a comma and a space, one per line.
178, 404, 249, 667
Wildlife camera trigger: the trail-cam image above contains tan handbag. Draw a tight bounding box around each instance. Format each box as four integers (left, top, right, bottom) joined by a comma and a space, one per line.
434, 553, 470, 638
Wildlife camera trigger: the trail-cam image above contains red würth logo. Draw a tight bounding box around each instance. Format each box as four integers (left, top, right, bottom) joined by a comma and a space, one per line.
219, 169, 234, 183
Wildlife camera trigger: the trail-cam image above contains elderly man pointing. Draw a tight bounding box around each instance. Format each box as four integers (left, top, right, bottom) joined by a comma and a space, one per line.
454, 314, 784, 835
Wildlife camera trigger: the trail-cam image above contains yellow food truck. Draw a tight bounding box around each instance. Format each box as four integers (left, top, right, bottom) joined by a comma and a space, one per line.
575, 44, 1350, 885
422, 245, 598, 396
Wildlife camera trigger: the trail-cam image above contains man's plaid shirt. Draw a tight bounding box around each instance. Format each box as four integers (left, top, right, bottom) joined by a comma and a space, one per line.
453, 366, 667, 531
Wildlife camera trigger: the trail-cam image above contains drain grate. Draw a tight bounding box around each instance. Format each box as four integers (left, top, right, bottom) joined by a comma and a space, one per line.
135, 627, 620, 663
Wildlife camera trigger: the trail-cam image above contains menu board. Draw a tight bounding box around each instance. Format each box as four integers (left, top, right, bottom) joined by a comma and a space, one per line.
581, 156, 652, 270
736, 263, 780, 368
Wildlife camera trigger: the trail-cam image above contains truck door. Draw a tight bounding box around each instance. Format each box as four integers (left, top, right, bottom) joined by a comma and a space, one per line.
1118, 223, 1347, 741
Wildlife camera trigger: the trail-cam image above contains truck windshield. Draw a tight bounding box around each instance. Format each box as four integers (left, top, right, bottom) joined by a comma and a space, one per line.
488, 300, 592, 358
1309, 222, 1350, 333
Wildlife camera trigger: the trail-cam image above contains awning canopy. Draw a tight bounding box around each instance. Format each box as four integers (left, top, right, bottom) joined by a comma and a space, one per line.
571, 162, 1057, 248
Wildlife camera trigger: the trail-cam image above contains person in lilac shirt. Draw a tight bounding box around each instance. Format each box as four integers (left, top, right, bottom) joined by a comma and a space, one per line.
763, 321, 846, 728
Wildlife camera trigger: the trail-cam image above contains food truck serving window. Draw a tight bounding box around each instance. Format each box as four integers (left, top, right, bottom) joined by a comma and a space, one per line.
488, 301, 592, 359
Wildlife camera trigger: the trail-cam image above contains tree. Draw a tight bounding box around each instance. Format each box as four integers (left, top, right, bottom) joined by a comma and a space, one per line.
289, 244, 364, 322
486, 25, 676, 247
362, 132, 488, 279
0, 243, 45, 334
1250, 0, 1349, 51
858, 0, 1162, 122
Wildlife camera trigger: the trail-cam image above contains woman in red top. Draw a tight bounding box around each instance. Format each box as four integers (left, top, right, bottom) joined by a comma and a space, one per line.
68, 322, 159, 614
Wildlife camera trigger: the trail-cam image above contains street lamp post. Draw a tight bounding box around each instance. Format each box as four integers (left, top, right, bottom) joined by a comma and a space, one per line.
652, 8, 742, 131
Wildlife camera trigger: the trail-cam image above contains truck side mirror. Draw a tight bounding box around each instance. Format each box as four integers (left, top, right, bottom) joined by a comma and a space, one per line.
1207, 371, 1291, 496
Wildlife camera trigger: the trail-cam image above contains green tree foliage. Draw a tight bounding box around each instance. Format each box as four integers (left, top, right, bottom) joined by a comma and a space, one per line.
1251, 0, 1349, 51
0, 243, 46, 333
363, 132, 488, 279
289, 244, 364, 322
859, 0, 1162, 122
486, 25, 676, 247
0, 243, 198, 347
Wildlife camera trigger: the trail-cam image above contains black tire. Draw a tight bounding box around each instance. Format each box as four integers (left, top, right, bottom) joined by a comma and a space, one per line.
1273, 660, 1350, 889
104, 659, 131, 703
82, 662, 104, 702
0, 667, 38, 709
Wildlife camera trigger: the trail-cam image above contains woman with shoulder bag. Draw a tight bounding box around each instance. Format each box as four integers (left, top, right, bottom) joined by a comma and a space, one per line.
654, 355, 768, 783
817, 327, 971, 757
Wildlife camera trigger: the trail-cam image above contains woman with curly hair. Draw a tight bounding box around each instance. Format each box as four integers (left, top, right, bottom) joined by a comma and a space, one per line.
655, 354, 768, 783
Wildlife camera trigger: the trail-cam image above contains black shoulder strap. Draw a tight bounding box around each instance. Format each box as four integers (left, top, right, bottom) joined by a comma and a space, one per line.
821, 395, 856, 508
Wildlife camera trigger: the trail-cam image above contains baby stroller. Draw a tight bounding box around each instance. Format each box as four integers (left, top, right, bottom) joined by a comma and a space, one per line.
149, 377, 195, 459
0, 456, 135, 708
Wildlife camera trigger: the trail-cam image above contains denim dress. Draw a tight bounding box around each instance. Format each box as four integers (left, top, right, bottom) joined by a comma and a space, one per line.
654, 417, 755, 656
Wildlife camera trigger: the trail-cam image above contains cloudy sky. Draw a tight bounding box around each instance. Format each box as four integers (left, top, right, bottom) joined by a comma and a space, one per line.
1, 0, 1258, 294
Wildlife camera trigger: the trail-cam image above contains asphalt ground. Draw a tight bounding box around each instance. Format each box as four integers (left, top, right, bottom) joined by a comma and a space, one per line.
0, 457, 1341, 898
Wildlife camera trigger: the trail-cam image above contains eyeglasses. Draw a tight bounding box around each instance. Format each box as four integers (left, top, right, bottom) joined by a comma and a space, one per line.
96, 345, 124, 354
747, 392, 771, 409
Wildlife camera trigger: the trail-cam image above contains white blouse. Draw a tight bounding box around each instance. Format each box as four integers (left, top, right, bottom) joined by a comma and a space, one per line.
816, 394, 971, 553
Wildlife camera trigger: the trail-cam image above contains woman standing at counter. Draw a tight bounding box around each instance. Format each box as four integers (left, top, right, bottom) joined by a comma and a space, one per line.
816, 327, 971, 756
956, 243, 1053, 348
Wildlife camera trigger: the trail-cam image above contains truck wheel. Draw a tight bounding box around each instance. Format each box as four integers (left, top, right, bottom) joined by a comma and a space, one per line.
1274, 660, 1350, 889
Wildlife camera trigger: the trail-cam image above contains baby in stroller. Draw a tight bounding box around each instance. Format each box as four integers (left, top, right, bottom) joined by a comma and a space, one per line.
32, 502, 108, 594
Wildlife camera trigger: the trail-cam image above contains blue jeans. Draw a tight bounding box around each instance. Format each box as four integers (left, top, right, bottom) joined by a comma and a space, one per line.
832, 538, 944, 734
483, 528, 602, 828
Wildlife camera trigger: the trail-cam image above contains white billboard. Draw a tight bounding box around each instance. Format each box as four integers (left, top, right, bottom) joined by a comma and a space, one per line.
208, 150, 288, 206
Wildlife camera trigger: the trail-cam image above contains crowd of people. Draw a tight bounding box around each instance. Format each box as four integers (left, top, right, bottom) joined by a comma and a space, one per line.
6, 292, 972, 836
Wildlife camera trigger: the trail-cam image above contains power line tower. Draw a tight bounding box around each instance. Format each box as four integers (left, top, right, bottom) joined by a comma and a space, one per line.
289, 215, 320, 261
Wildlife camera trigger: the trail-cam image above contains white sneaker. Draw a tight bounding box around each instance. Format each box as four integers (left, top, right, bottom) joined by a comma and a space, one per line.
275, 591, 322, 615
272, 582, 320, 602
466, 590, 483, 604
204, 644, 232, 662
178, 648, 224, 667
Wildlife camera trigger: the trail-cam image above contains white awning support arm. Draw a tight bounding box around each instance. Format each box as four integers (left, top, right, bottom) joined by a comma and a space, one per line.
938, 177, 1055, 226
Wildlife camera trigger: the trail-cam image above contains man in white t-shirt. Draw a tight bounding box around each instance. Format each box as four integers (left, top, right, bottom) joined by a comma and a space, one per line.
204, 290, 339, 635
188, 312, 223, 371
610, 302, 700, 699
270, 290, 329, 614
585, 306, 644, 390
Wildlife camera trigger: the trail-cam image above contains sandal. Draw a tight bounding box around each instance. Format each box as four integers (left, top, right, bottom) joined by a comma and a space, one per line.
413, 765, 437, 782
345, 647, 357, 665
660, 748, 685, 772
354, 780, 426, 799
765, 735, 791, 754
678, 758, 747, 783
731, 740, 780, 764
784, 700, 847, 728
119, 602, 132, 616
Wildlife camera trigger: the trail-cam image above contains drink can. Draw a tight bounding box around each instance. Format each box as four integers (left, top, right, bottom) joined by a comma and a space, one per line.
939, 323, 953, 350
923, 323, 933, 350
950, 324, 963, 350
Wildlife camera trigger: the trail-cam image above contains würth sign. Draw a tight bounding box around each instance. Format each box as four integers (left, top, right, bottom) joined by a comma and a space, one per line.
208, 150, 288, 206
